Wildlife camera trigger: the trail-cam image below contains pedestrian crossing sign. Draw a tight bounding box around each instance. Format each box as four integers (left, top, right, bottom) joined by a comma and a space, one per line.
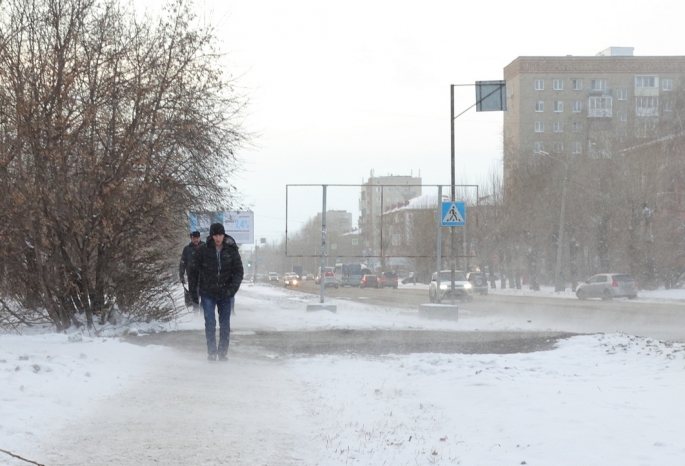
441, 202, 466, 226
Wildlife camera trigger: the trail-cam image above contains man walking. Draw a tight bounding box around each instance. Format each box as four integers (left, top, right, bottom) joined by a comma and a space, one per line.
188, 223, 244, 361
179, 231, 204, 311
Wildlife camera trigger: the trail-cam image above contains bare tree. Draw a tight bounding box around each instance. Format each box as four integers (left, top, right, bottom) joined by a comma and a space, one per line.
0, 0, 247, 331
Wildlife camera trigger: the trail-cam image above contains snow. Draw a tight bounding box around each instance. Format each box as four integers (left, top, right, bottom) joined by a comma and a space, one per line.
2, 284, 685, 465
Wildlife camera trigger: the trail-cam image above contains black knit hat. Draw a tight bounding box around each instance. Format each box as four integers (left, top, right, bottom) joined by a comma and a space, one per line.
190, 231, 201, 238
209, 223, 226, 236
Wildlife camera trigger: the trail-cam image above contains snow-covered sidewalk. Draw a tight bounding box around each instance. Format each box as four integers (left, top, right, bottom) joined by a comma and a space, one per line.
2, 284, 685, 465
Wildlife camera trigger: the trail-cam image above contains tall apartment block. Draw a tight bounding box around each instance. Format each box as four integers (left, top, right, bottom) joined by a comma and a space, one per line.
503, 47, 685, 193
359, 173, 422, 256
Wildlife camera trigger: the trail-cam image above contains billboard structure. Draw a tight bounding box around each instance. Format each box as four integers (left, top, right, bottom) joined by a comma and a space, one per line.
189, 211, 254, 245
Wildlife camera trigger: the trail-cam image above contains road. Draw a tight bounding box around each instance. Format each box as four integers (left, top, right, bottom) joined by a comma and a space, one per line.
291, 280, 685, 343
129, 280, 685, 360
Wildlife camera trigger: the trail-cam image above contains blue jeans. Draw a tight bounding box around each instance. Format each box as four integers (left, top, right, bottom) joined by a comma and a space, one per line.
200, 295, 232, 356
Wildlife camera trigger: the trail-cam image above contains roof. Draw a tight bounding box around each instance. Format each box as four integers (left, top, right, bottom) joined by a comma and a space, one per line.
382, 194, 451, 214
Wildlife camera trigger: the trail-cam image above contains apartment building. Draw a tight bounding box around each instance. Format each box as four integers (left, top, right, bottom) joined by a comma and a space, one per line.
503, 47, 685, 193
359, 173, 422, 256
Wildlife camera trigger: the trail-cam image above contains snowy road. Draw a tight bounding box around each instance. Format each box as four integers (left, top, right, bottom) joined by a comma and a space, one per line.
294, 281, 685, 342
4, 283, 685, 465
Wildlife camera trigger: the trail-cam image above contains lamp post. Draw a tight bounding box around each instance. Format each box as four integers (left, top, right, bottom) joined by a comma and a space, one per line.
446, 82, 505, 303
539, 150, 568, 292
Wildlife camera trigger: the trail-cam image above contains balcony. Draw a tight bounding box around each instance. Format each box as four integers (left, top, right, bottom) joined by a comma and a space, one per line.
588, 88, 612, 96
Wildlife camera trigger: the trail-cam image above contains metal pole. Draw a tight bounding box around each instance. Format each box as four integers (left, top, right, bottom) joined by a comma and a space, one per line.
254, 245, 258, 281
450, 230, 455, 304
555, 171, 567, 292
436, 185, 442, 303
450, 85, 456, 305
451, 85, 455, 199
320, 185, 327, 303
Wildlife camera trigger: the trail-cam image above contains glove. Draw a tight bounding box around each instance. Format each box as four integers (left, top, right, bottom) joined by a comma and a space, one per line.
190, 292, 199, 305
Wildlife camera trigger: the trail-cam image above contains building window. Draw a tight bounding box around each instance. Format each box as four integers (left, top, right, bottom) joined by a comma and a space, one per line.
663, 79, 673, 91
534, 79, 544, 90
535, 101, 544, 112
572, 79, 583, 90
375, 187, 381, 192
635, 75, 658, 88
534, 142, 545, 154
588, 96, 613, 117
617, 89, 628, 100
664, 100, 674, 112
554, 142, 564, 154
572, 100, 583, 112
553, 121, 563, 132
618, 110, 628, 121
534, 121, 544, 132
554, 101, 564, 112
636, 96, 658, 117
572, 142, 582, 154
553, 79, 563, 90
573, 122, 583, 133
591, 79, 607, 90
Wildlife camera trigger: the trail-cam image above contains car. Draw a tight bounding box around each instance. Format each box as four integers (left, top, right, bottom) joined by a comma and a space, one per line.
305, 273, 315, 281
315, 270, 334, 285
428, 270, 473, 303
268, 272, 279, 283
283, 273, 299, 287
401, 272, 419, 284
360, 274, 379, 289
466, 272, 489, 295
323, 274, 339, 289
379, 272, 398, 289
576, 273, 638, 300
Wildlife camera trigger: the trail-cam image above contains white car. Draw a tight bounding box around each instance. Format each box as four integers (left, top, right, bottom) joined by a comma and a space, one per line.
576, 273, 638, 300
428, 270, 473, 303
283, 273, 299, 287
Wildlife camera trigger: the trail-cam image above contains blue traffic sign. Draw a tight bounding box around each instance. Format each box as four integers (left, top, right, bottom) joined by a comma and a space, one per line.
441, 202, 466, 226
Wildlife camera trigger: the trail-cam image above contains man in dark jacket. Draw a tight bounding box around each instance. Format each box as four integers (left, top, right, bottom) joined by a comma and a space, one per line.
188, 223, 244, 361
179, 231, 204, 310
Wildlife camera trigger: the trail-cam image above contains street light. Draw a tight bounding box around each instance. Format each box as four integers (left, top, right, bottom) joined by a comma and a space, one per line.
539, 150, 568, 292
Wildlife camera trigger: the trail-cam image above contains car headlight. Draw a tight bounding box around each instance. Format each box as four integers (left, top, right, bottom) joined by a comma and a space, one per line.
464, 283, 472, 289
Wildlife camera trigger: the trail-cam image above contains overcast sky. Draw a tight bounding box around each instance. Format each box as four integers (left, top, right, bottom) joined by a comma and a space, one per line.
202, 0, 685, 244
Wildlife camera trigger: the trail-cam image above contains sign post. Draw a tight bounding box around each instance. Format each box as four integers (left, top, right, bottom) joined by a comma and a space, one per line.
447, 80, 505, 304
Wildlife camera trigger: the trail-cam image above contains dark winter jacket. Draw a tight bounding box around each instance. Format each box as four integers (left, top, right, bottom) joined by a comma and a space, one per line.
188, 235, 244, 301
179, 241, 205, 280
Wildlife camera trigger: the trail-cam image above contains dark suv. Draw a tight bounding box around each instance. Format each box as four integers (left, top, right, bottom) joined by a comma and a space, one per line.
466, 272, 488, 295
380, 272, 398, 289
